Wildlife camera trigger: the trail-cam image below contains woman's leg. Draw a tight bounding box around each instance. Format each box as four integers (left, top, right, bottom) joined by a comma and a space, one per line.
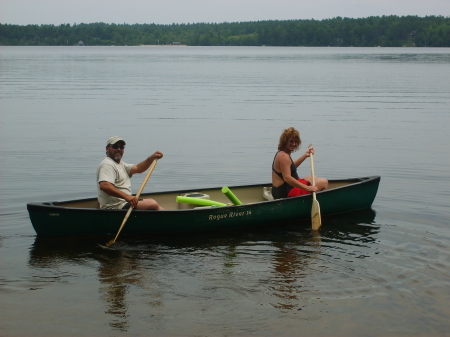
303, 176, 329, 191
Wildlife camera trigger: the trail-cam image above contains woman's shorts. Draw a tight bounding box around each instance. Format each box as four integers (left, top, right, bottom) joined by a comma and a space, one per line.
287, 178, 312, 197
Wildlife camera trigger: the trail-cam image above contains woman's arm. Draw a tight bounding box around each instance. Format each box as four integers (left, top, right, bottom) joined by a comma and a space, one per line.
293, 148, 313, 167
278, 152, 316, 192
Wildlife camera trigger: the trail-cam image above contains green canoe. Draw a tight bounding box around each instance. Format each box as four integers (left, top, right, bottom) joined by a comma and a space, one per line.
27, 176, 380, 236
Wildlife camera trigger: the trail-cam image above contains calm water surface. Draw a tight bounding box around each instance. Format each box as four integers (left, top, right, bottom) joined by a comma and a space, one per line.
1, 46, 450, 336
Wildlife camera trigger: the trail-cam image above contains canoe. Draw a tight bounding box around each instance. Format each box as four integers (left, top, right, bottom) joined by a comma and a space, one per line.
27, 176, 380, 236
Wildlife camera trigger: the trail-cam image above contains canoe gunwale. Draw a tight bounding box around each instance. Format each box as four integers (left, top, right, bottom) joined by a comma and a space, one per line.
27, 176, 379, 211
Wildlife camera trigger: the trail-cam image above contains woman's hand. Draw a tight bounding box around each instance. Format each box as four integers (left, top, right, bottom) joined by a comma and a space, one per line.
305, 147, 314, 157
308, 185, 319, 192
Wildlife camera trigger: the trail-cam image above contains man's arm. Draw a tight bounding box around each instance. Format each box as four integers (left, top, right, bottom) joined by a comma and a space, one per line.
99, 181, 135, 204
130, 151, 163, 175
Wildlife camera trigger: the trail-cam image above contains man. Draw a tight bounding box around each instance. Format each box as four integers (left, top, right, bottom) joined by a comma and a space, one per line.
97, 136, 164, 210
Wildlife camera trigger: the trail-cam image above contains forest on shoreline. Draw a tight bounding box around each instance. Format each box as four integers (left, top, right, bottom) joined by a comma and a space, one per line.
1, 15, 449, 47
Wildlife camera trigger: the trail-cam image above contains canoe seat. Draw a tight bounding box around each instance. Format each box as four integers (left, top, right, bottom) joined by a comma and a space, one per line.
263, 187, 274, 201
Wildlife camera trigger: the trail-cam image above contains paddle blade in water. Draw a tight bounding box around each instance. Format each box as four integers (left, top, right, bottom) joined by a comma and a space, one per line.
98, 240, 116, 249
311, 199, 322, 230
106, 239, 115, 247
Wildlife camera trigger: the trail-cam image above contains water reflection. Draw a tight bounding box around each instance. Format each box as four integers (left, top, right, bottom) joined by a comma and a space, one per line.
96, 251, 141, 331
28, 208, 378, 331
322, 208, 379, 244
269, 239, 316, 311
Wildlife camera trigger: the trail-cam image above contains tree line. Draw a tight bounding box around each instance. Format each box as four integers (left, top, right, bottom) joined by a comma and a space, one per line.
1, 15, 449, 47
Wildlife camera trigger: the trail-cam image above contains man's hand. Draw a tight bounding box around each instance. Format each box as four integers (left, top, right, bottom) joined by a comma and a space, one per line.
152, 151, 163, 160
124, 194, 139, 208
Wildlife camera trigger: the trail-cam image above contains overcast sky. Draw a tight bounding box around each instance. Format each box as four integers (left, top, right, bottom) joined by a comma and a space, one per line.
1, 0, 449, 25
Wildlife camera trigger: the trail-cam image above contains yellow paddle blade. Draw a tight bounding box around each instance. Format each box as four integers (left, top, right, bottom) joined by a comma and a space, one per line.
311, 199, 322, 230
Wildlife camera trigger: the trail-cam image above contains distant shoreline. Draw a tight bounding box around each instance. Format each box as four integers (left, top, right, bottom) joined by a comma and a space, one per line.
140, 44, 187, 46
2, 45, 447, 48
1, 16, 449, 47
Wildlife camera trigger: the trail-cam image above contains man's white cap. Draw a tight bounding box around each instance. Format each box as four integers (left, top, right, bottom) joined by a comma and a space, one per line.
106, 136, 126, 146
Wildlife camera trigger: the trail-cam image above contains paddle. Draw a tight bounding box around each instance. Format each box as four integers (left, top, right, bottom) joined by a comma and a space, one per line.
308, 144, 322, 230
100, 159, 158, 249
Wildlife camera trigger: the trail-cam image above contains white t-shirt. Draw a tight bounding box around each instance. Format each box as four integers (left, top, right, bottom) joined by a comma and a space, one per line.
97, 157, 134, 209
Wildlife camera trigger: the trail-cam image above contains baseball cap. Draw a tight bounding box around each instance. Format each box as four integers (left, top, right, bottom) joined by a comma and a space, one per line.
106, 136, 126, 146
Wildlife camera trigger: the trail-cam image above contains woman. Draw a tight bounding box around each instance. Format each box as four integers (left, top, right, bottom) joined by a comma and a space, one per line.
271, 127, 328, 199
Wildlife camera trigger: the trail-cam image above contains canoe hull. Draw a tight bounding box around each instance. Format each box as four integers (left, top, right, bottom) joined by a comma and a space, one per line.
27, 176, 380, 236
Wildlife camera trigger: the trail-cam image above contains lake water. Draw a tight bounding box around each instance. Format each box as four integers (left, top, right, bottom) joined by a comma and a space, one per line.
1, 46, 449, 336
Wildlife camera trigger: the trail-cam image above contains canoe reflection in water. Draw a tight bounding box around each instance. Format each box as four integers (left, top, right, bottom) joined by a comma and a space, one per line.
28, 208, 378, 331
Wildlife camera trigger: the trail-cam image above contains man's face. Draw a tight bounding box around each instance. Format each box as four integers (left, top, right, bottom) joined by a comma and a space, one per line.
106, 142, 125, 163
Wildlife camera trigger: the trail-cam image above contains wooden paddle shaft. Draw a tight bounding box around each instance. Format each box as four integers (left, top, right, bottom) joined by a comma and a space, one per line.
135, 159, 158, 199
310, 155, 316, 187
308, 144, 316, 187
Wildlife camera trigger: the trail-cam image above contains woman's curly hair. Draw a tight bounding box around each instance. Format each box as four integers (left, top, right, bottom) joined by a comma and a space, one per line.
278, 127, 301, 151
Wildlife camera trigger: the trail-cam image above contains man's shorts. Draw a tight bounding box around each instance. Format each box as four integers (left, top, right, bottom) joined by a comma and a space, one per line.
122, 199, 143, 209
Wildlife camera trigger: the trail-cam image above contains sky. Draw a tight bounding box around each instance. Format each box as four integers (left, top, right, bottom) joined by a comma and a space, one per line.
1, 0, 449, 26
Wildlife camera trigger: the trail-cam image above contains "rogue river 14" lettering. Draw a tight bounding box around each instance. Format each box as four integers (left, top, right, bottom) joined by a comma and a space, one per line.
208, 210, 251, 221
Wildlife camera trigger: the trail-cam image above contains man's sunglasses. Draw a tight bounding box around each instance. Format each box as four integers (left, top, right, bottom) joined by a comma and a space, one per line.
110, 144, 125, 150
